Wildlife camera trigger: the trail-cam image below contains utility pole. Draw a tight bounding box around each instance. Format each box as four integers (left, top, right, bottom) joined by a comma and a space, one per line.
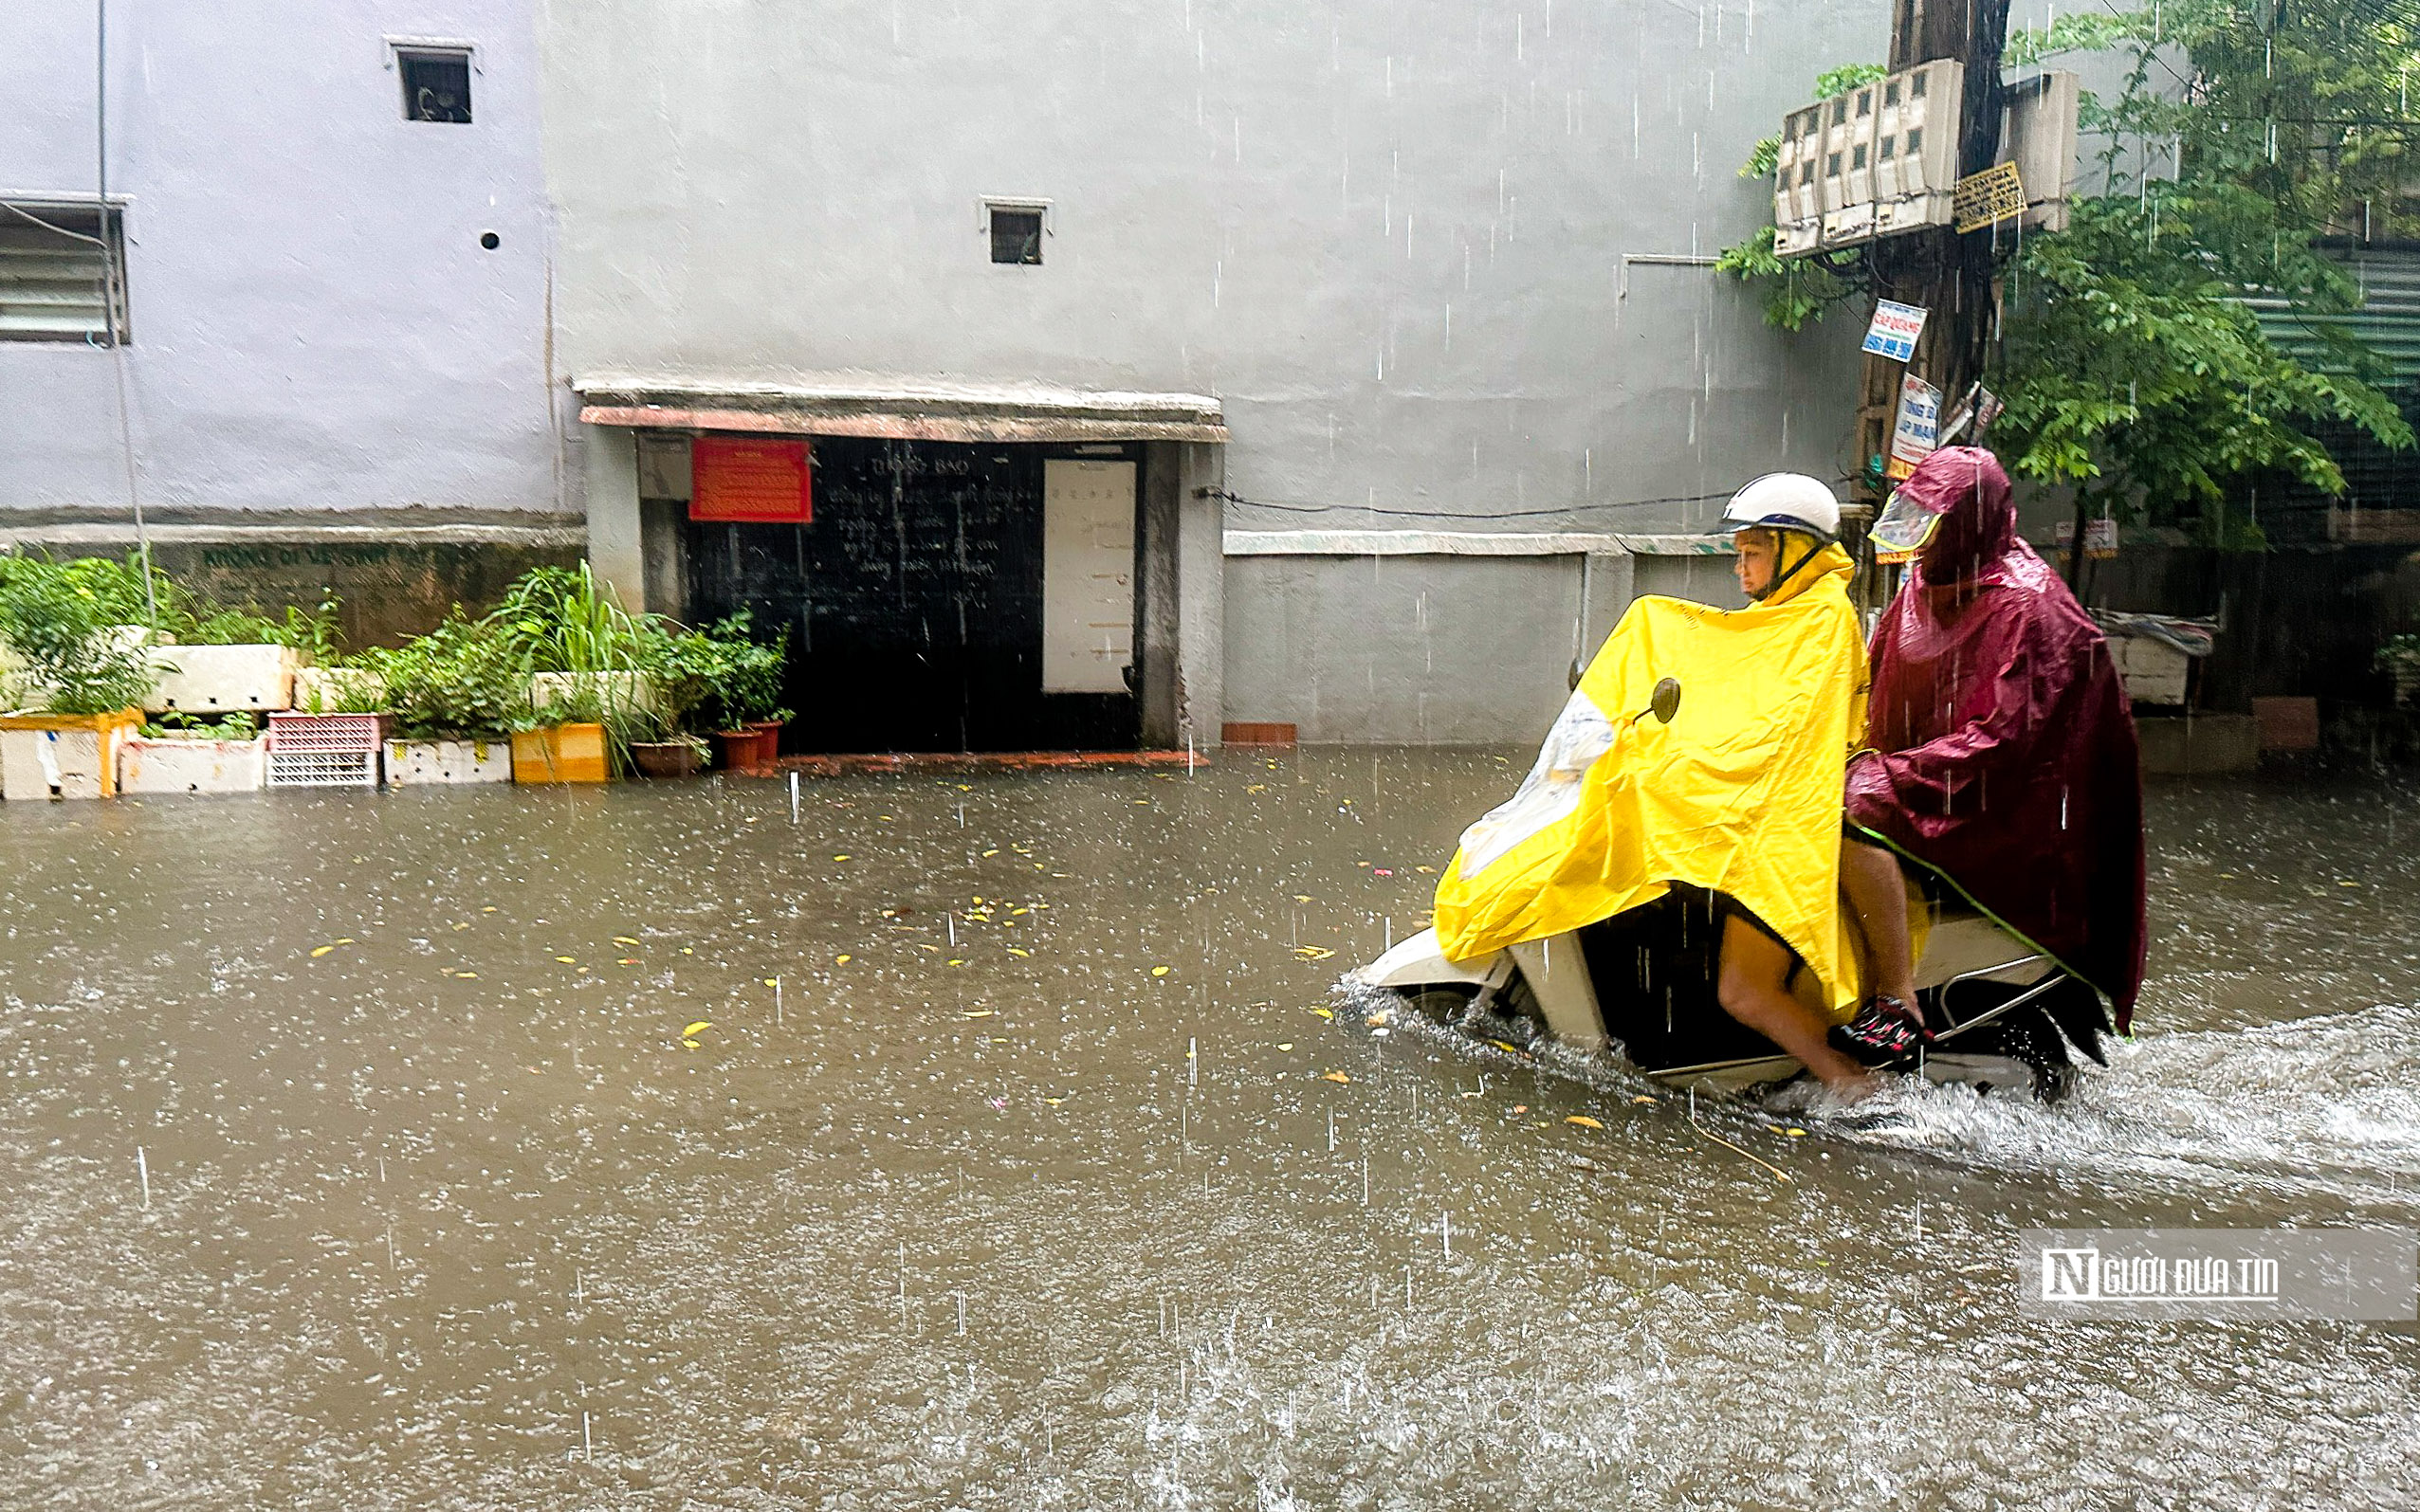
1854, 1, 2014, 506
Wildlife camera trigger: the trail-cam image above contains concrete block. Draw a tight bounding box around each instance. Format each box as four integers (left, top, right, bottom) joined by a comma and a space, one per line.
2136, 714, 2258, 775
145, 644, 296, 714
386, 738, 513, 786
2111, 636, 2190, 707
2252, 696, 2320, 752
119, 736, 268, 794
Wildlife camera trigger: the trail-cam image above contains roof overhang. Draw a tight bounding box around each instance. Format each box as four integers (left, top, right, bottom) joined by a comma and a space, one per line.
575, 371, 1228, 445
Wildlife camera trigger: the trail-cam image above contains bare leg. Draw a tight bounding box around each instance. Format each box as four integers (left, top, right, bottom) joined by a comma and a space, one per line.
1714, 915, 1876, 1096
1840, 835, 1917, 1008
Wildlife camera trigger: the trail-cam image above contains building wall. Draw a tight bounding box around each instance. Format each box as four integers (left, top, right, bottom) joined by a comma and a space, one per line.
538, 0, 1883, 739
539, 1, 1872, 532
0, 0, 566, 614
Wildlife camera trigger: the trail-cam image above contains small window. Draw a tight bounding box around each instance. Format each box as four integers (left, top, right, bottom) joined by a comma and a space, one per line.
1833, 100, 1848, 126
1906, 126, 1924, 154
1912, 73, 1928, 99
1856, 90, 1872, 117
1827, 151, 1842, 177
1800, 162, 1815, 186
1879, 137, 1898, 160
1885, 81, 1901, 106
1852, 144, 1868, 170
399, 50, 472, 123
0, 200, 130, 344
988, 205, 1043, 265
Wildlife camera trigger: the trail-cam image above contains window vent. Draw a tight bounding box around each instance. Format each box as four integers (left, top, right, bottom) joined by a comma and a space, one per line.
399, 50, 472, 123
0, 202, 129, 344
988, 205, 1044, 265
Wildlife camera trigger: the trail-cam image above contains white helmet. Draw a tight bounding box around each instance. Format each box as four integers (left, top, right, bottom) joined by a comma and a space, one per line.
1714, 473, 1840, 542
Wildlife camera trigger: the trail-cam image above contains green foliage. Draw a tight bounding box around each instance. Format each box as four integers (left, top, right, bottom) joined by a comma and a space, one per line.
356, 612, 526, 741
1717, 9, 2419, 538
142, 710, 259, 741
174, 593, 344, 660
486, 564, 658, 677
0, 555, 161, 715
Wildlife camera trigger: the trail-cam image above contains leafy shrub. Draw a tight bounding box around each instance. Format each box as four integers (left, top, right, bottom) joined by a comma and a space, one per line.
0, 554, 162, 715
356, 612, 525, 741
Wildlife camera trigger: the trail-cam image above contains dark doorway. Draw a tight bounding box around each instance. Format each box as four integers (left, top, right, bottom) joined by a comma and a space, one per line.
682, 437, 1141, 753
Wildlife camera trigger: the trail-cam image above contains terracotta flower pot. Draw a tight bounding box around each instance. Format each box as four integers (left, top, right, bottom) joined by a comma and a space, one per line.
628, 740, 703, 779
713, 729, 765, 774
746, 719, 785, 763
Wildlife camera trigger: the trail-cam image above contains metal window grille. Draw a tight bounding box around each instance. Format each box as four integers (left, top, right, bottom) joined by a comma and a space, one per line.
989, 207, 1043, 265
399, 51, 473, 123
0, 201, 130, 344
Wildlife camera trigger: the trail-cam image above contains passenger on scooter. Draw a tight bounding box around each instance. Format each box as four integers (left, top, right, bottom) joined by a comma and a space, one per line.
1835, 446, 2147, 1054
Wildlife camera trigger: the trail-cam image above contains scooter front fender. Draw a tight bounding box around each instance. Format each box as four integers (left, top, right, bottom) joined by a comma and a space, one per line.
1351, 927, 1497, 990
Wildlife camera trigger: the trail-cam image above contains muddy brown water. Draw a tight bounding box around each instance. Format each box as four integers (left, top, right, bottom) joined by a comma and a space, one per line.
3, 752, 2415, 1508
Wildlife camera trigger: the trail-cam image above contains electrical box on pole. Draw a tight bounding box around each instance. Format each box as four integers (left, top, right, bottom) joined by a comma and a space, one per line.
1773, 60, 1964, 257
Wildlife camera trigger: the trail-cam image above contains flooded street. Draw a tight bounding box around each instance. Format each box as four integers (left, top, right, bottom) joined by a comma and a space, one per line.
4, 752, 2417, 1508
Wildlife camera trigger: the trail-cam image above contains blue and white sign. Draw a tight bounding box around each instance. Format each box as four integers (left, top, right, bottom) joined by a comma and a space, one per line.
1861, 300, 1929, 362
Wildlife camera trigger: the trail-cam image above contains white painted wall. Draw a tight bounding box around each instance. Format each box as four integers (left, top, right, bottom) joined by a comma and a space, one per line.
538, 0, 1883, 537
0, 1, 561, 520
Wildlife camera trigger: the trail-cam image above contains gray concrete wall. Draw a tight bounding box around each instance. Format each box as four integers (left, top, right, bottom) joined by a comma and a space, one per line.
537, 0, 1883, 537
1, 2, 562, 535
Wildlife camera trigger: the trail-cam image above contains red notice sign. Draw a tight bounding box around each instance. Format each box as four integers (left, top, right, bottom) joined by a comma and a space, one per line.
690, 437, 813, 522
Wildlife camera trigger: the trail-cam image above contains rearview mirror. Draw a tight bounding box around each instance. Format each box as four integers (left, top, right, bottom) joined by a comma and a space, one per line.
1649, 677, 1682, 724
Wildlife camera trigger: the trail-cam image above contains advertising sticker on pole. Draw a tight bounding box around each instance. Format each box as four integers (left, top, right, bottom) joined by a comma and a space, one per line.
1884, 374, 1942, 482
1861, 300, 1929, 362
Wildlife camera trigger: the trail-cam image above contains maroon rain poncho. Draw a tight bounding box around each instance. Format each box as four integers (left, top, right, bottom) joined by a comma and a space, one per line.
1845, 447, 2148, 1028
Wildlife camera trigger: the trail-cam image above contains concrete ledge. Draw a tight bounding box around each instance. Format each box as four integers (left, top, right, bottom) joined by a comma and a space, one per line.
2137, 714, 2259, 775
779, 749, 1208, 777
1222, 529, 1728, 557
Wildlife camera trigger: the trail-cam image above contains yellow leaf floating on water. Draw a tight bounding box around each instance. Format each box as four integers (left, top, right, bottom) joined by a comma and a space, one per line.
763, 977, 779, 987
1006, 948, 1031, 958
1311, 1008, 1334, 1020
1631, 1095, 1659, 1105
962, 1009, 995, 1019
684, 1020, 711, 1037
555, 956, 576, 964
682, 1038, 701, 1050
614, 937, 639, 946
1320, 1070, 1351, 1084
1488, 1039, 1525, 1056
310, 945, 336, 957
1784, 1127, 1809, 1138
337, 938, 355, 945
1043, 1097, 1065, 1106
1276, 1043, 1293, 1051
981, 848, 999, 857
1566, 1115, 1604, 1130
455, 971, 478, 979
1293, 946, 1335, 961
1292, 895, 1313, 903
1150, 966, 1170, 977
835, 954, 852, 964
482, 906, 497, 913
834, 855, 852, 862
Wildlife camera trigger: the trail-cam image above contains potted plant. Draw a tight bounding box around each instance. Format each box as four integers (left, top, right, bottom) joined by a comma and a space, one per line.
697, 614, 790, 774
511, 685, 613, 784
358, 612, 522, 785
487, 564, 663, 779
119, 710, 267, 794
2378, 634, 2420, 709
0, 554, 160, 800
626, 624, 724, 778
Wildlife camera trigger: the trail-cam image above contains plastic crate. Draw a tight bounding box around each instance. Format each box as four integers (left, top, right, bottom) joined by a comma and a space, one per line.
268, 747, 382, 790
266, 712, 386, 753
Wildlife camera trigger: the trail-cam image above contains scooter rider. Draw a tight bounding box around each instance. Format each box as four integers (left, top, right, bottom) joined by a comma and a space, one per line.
1707, 475, 1878, 1095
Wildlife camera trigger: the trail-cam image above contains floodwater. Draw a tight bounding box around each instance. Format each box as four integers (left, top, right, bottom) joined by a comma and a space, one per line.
3, 752, 2415, 1509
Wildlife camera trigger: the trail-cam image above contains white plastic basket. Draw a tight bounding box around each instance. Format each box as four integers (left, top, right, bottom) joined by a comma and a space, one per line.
267, 747, 381, 790
266, 712, 386, 753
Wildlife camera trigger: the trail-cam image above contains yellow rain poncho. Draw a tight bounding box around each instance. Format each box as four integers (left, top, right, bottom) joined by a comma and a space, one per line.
1432, 543, 1870, 1016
